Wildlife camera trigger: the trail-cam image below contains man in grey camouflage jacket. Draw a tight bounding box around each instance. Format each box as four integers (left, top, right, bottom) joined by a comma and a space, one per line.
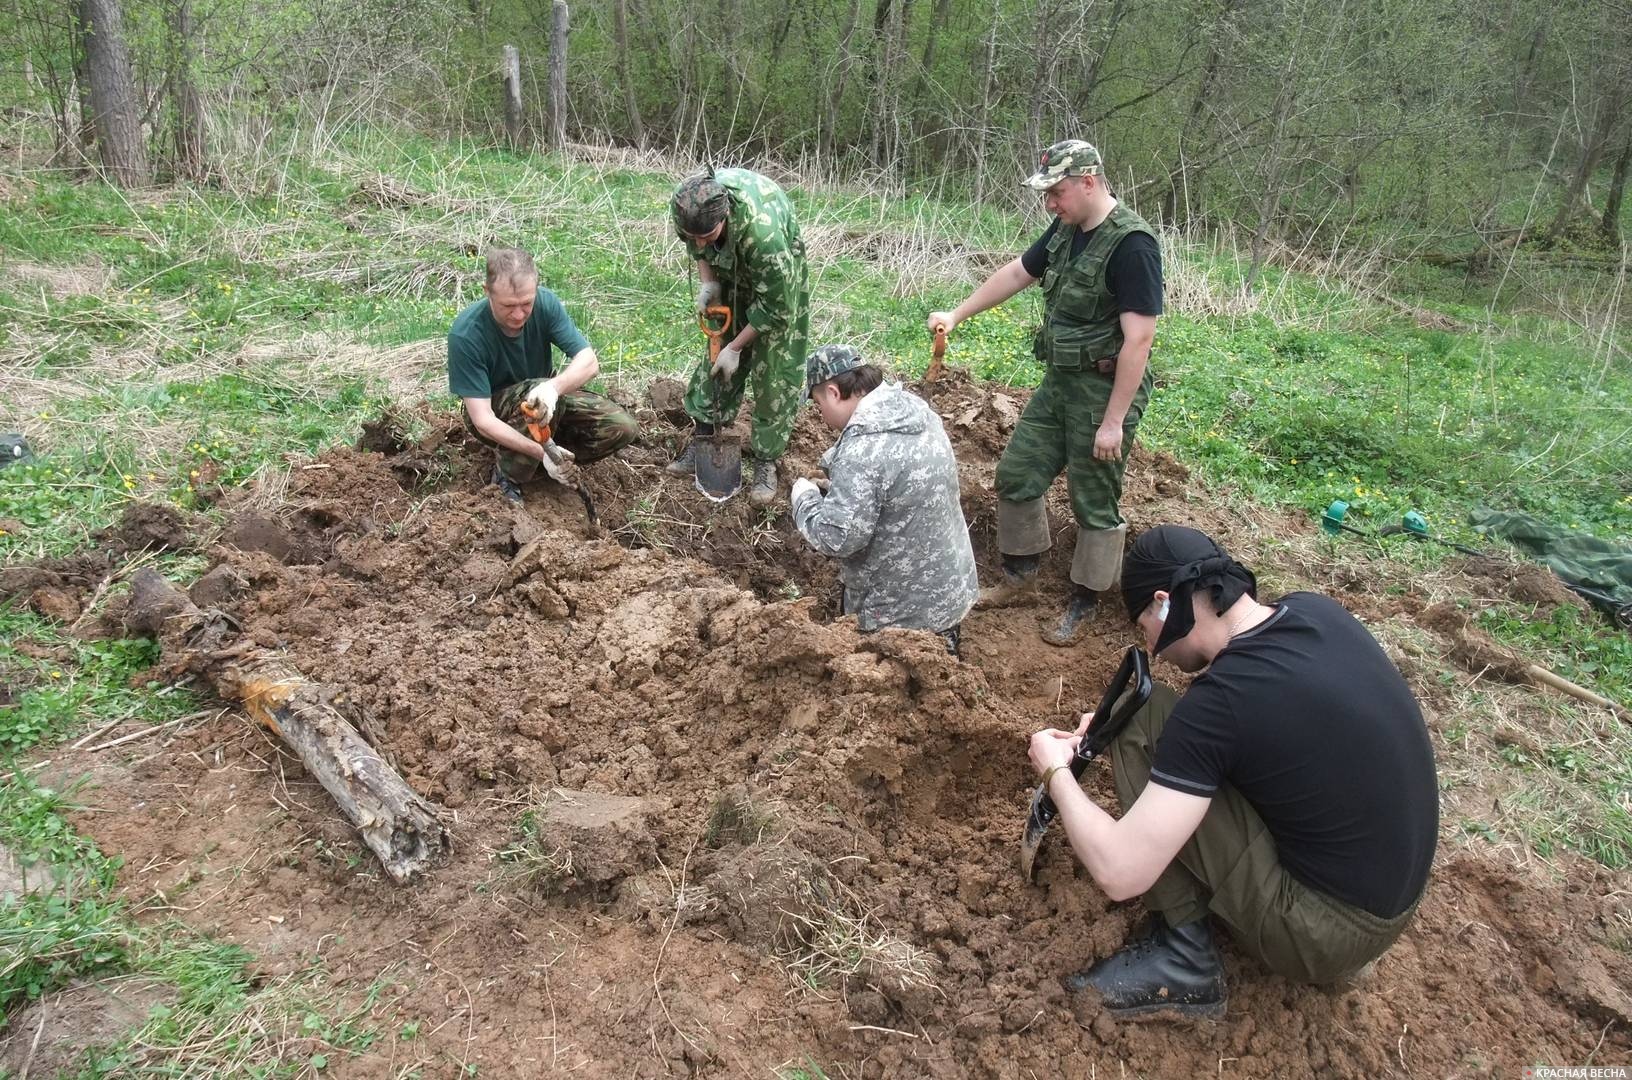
790, 345, 979, 654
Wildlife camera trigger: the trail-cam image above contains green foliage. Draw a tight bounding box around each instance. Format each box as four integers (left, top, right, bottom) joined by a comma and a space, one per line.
0, 611, 192, 754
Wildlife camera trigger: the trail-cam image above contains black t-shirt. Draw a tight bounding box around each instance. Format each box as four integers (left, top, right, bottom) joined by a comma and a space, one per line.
1149, 593, 1438, 918
1020, 218, 1164, 316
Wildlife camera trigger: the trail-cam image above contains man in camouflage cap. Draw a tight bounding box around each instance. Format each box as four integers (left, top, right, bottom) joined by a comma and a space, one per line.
927, 139, 1163, 645
791, 345, 978, 654
667, 168, 811, 508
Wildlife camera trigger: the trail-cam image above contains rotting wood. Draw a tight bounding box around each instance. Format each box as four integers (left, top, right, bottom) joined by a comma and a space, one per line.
125, 568, 448, 883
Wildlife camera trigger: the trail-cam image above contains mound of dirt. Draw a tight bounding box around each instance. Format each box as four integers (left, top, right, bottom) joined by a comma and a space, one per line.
17, 370, 1631, 1076
0, 501, 205, 625
1462, 554, 1590, 612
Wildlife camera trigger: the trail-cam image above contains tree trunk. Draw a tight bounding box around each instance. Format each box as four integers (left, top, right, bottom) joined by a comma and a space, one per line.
866, 0, 895, 167
818, 0, 863, 167
1604, 136, 1632, 247
1244, 56, 1301, 290
501, 44, 525, 148
1078, 0, 1131, 107
612, 0, 645, 147
546, 0, 569, 147
1025, 0, 1057, 156
1545, 86, 1622, 246
77, 0, 149, 186
1161, 0, 1238, 225
912, 0, 953, 107
167, 0, 207, 182
125, 570, 449, 885
13, 0, 35, 94
971, 0, 1001, 203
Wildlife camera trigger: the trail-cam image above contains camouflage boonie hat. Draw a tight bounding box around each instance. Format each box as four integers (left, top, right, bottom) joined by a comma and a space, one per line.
1021, 139, 1103, 189
671, 172, 730, 235
803, 344, 866, 399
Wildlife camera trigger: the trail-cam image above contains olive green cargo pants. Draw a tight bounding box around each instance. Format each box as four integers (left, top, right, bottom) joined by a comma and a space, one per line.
1108, 683, 1422, 984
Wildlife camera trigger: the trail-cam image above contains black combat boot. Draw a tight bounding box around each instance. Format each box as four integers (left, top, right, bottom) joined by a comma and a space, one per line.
1043, 584, 1098, 647
666, 423, 715, 476
975, 552, 1042, 609
1063, 916, 1227, 1020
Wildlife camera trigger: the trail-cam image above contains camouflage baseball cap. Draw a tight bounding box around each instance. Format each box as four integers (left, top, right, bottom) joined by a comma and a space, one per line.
803, 344, 866, 398
1021, 139, 1103, 190
671, 173, 730, 235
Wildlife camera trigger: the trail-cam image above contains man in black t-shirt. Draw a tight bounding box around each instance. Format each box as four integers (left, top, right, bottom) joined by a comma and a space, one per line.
1027, 525, 1438, 1019
929, 139, 1163, 646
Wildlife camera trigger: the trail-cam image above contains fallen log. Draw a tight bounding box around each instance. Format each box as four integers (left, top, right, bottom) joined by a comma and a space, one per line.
125, 568, 448, 883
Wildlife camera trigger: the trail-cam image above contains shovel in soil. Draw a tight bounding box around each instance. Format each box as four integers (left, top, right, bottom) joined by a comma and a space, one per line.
694, 305, 742, 501
1020, 645, 1152, 882
924, 325, 950, 382
519, 401, 600, 535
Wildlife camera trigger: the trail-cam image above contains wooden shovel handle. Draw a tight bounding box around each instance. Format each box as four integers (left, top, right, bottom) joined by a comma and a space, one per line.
926, 324, 949, 382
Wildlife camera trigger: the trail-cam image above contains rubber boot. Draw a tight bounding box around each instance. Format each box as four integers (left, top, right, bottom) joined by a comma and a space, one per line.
1063, 916, 1227, 1020
1043, 584, 1097, 647
747, 459, 778, 508
976, 552, 1042, 609
666, 422, 715, 476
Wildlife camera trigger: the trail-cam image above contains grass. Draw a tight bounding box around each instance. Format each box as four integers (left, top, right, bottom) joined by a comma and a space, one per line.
493, 804, 576, 895
1, 115, 1630, 1067
0, 767, 376, 1077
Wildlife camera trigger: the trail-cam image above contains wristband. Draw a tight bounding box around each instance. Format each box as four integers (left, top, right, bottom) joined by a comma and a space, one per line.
1041, 764, 1071, 792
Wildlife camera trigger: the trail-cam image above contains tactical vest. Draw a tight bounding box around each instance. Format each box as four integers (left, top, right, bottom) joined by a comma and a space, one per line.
1036, 203, 1154, 371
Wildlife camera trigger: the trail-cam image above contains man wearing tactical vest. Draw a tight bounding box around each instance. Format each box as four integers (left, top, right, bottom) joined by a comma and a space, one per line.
929, 139, 1163, 645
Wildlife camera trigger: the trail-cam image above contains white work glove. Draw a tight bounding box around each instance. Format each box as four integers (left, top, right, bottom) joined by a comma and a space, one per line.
790, 477, 820, 507
695, 281, 722, 313
525, 380, 560, 423
711, 344, 742, 381
540, 443, 577, 485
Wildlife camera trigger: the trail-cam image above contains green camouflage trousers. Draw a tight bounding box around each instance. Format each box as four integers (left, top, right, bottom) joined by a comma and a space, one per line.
994, 366, 1153, 531
682, 315, 808, 463
463, 380, 639, 482
1109, 683, 1420, 984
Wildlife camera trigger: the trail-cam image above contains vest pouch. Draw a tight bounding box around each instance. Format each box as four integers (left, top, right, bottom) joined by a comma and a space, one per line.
1041, 321, 1096, 371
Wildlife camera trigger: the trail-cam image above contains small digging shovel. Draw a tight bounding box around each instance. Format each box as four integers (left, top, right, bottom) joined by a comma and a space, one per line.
694, 304, 742, 501
924, 325, 950, 382
1020, 645, 1152, 882
519, 401, 599, 534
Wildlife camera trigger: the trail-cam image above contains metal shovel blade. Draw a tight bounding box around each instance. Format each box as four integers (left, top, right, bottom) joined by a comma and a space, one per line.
1018, 646, 1152, 882
1018, 784, 1058, 881
693, 435, 742, 502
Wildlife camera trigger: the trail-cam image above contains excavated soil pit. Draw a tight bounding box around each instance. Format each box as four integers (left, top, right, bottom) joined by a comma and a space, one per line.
4, 370, 1629, 1076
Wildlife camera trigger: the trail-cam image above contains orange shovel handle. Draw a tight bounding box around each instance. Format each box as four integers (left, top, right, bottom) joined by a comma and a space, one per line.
698, 305, 733, 362
519, 401, 551, 444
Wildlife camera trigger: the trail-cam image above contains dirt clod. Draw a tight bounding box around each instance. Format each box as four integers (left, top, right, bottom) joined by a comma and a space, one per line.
17, 377, 1629, 1077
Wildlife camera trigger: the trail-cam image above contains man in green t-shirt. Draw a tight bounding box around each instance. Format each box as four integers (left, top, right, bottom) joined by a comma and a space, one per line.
448, 248, 638, 503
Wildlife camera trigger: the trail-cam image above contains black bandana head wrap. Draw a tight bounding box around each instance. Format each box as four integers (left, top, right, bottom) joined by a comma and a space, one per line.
1121, 526, 1257, 655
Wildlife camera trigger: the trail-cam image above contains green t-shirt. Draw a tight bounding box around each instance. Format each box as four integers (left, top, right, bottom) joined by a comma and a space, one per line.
446, 287, 591, 399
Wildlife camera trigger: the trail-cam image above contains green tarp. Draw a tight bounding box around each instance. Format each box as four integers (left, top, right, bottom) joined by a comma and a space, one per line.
1470, 507, 1632, 627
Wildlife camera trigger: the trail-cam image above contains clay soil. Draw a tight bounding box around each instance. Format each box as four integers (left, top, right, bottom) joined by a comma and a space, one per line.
7, 371, 1631, 1077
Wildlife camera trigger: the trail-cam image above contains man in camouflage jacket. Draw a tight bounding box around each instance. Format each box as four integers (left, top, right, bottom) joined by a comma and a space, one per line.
790, 346, 978, 654
667, 168, 811, 508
